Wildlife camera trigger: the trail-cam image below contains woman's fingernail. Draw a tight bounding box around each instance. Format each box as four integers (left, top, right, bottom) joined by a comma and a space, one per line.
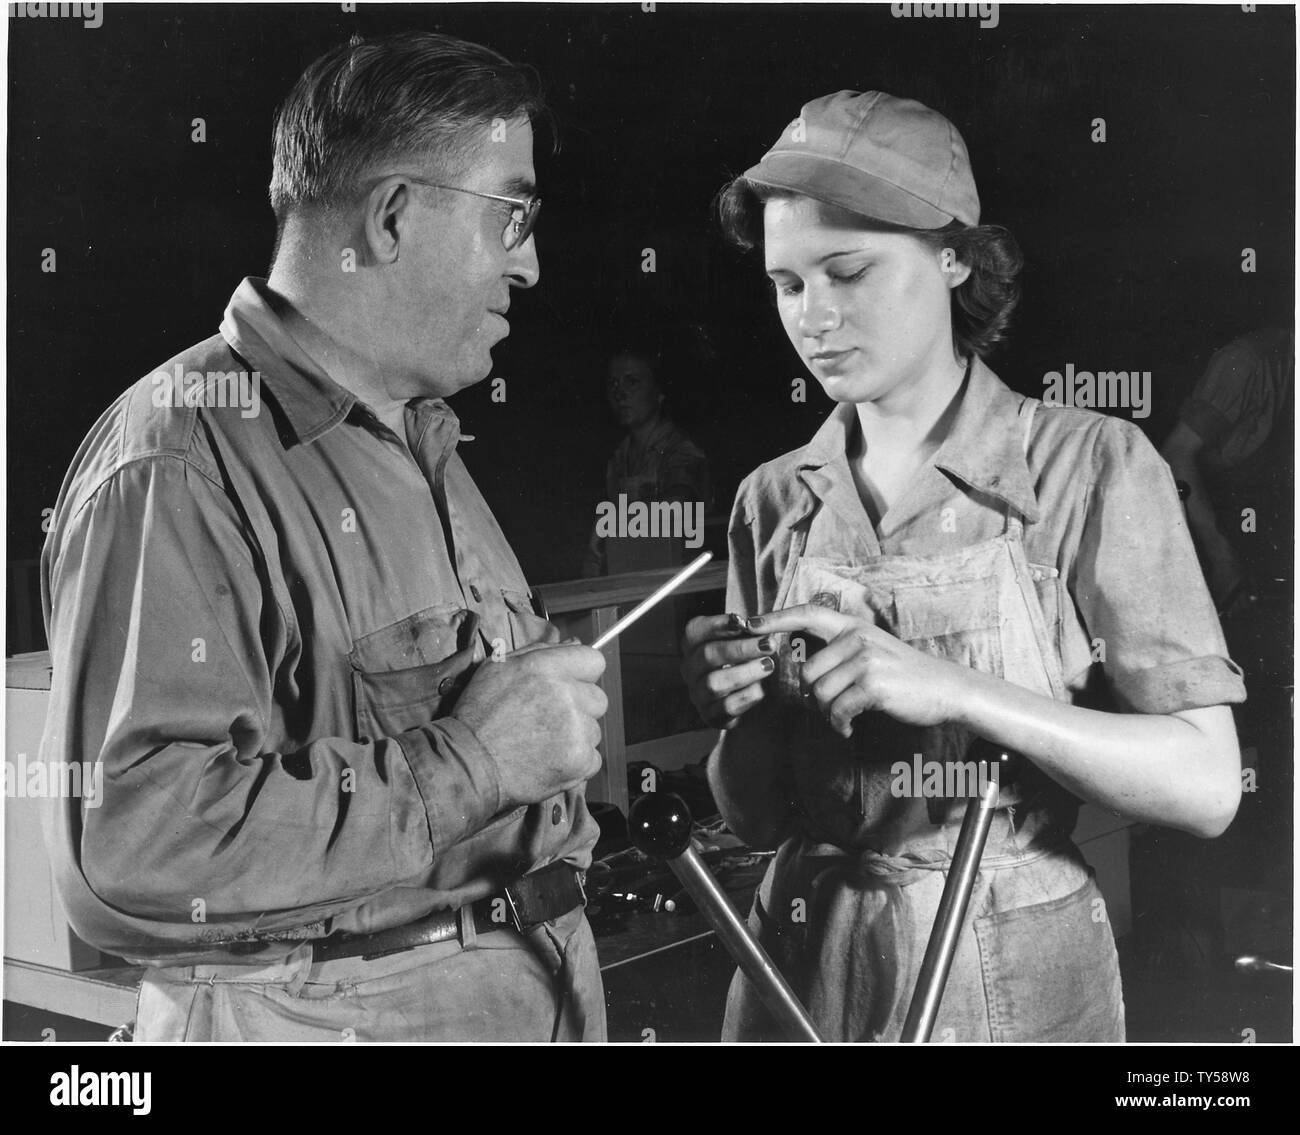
760, 656, 775, 674
757, 635, 774, 653
745, 616, 765, 630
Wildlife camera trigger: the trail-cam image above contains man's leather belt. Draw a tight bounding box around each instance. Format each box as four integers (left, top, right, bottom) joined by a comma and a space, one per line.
311, 862, 586, 964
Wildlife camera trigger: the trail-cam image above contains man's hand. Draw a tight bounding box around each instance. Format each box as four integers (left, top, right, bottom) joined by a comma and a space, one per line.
747, 605, 967, 737
680, 614, 776, 729
453, 642, 608, 807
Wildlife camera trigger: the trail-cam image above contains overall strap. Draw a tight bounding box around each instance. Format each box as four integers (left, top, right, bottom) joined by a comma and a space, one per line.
1003, 398, 1039, 538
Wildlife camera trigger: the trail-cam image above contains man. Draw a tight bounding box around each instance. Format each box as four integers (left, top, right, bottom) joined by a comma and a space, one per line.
1161, 326, 1293, 626
39, 32, 609, 1042
1148, 327, 1293, 972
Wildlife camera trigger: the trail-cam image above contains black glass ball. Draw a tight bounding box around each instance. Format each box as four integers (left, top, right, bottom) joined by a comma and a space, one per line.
629, 792, 693, 859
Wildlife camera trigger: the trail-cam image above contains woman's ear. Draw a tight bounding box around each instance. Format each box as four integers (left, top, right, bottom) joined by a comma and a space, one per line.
939, 246, 972, 289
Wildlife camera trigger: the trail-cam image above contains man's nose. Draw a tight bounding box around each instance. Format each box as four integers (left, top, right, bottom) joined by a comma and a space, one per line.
507, 235, 540, 289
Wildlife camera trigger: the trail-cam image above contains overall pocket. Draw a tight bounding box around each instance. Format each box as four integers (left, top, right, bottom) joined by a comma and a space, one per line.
974, 873, 1125, 1042
892, 574, 1004, 674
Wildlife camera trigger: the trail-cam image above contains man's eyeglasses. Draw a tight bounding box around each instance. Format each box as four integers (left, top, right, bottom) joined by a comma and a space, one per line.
398, 177, 541, 251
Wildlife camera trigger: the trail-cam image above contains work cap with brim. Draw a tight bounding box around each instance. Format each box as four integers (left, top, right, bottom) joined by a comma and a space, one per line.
743, 90, 979, 229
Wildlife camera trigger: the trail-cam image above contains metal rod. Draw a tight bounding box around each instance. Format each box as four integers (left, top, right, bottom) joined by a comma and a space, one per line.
900, 768, 1002, 1043
667, 846, 823, 1043
590, 552, 713, 650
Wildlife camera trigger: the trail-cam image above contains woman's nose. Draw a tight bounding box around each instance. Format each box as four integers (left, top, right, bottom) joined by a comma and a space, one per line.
796, 287, 841, 338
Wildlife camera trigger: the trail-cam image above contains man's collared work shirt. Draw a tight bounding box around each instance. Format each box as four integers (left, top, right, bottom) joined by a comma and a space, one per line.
40, 278, 598, 965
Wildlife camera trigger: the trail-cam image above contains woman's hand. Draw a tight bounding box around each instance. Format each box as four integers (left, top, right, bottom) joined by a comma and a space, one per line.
747, 606, 1241, 837
746, 604, 969, 736
681, 614, 778, 728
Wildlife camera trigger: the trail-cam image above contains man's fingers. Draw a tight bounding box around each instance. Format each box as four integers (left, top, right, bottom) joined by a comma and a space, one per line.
745, 603, 860, 640
522, 642, 607, 681
510, 639, 565, 657
572, 681, 608, 719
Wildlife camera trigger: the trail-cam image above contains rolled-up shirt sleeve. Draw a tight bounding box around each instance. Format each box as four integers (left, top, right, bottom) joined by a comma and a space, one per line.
1178, 340, 1261, 449
1069, 418, 1247, 715
41, 454, 501, 954
725, 483, 760, 618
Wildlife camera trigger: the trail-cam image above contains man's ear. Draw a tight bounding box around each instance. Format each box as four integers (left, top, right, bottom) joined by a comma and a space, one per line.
361, 176, 414, 267
938, 246, 972, 289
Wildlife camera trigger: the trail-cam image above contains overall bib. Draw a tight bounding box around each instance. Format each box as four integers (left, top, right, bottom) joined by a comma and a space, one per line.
723, 403, 1126, 1043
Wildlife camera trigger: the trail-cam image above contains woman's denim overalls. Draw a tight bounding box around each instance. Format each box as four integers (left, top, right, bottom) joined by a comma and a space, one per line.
723, 402, 1126, 1043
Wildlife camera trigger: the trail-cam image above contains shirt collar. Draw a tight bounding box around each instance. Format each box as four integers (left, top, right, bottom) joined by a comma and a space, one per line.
219, 278, 359, 444
219, 277, 461, 447
797, 356, 1040, 523
618, 416, 680, 457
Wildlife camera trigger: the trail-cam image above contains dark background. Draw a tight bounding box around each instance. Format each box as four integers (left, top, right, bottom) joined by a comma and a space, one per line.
7, 2, 1295, 615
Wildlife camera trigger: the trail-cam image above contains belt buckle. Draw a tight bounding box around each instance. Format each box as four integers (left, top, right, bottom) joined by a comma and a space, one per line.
502, 863, 586, 932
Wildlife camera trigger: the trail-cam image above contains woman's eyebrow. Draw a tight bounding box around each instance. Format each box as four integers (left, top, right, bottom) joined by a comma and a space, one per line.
817, 248, 871, 264
766, 250, 873, 276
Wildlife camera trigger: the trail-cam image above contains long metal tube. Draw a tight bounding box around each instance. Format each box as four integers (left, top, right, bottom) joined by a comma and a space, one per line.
900, 769, 1002, 1042
666, 847, 822, 1043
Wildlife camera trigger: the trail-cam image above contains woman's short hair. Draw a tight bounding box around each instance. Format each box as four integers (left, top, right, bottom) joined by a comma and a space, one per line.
716, 177, 1023, 360
269, 32, 551, 225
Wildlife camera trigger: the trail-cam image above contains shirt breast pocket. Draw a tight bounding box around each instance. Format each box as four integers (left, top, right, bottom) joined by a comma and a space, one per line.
349, 605, 477, 743
501, 588, 560, 651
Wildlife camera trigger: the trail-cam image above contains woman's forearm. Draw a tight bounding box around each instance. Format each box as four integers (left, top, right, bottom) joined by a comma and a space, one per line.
949, 666, 1241, 838
707, 700, 791, 849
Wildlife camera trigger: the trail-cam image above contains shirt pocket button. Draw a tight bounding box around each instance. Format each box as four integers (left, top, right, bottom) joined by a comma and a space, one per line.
551, 803, 563, 825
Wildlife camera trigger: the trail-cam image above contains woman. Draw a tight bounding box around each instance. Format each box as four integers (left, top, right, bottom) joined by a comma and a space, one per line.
681, 91, 1244, 1042
582, 346, 711, 577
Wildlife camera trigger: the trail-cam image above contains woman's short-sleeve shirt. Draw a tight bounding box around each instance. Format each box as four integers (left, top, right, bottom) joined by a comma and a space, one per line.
727, 358, 1246, 715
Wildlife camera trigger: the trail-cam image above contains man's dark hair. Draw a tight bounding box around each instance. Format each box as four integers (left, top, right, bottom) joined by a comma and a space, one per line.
270, 32, 552, 228
716, 178, 1023, 360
